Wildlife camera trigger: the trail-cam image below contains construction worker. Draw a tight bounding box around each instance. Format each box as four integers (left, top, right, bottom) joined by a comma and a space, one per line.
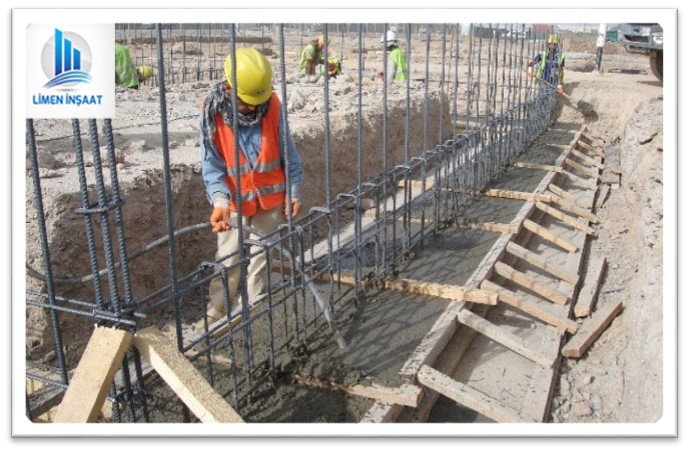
299, 35, 326, 81
322, 57, 343, 78
378, 30, 407, 83
115, 43, 152, 89
199, 48, 304, 325
528, 34, 565, 94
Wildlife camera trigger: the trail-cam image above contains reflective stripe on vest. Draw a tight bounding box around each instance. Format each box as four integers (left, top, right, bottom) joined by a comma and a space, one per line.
212, 93, 286, 216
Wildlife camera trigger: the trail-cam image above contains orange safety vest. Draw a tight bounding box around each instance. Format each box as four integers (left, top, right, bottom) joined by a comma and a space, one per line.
212, 93, 286, 216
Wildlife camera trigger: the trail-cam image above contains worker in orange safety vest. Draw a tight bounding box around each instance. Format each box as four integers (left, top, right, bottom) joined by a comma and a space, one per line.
199, 48, 303, 325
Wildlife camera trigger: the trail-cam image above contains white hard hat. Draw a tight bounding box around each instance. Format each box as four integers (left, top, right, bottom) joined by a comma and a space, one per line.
381, 30, 397, 45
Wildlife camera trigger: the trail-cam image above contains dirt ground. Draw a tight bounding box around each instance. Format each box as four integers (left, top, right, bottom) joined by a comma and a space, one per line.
549, 69, 665, 424
22, 30, 670, 429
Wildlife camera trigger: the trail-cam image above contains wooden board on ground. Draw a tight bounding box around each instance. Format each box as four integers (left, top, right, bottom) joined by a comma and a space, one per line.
416, 365, 535, 423
562, 300, 623, 359
523, 219, 578, 253
456, 309, 555, 368
133, 326, 244, 423
505, 241, 579, 285
493, 262, 569, 306
53, 327, 132, 423
595, 184, 611, 208
384, 278, 498, 305
573, 256, 607, 318
481, 279, 578, 333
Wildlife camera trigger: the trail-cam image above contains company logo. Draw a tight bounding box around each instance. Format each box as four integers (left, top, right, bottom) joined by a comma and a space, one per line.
27, 24, 115, 118
41, 28, 92, 89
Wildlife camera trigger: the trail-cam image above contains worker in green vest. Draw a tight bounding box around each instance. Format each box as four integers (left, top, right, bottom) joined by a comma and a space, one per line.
378, 30, 407, 83
299, 35, 326, 82
115, 43, 153, 89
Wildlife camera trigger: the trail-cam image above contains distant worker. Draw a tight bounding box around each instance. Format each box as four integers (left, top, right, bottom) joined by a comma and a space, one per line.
115, 43, 152, 89
378, 30, 407, 83
199, 48, 304, 325
528, 34, 565, 94
299, 35, 326, 81
323, 57, 343, 78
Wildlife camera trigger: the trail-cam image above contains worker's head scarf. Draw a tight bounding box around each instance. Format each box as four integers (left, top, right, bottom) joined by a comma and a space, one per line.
203, 81, 270, 140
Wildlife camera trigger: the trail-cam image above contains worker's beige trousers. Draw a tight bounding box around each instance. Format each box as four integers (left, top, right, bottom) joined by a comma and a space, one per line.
206, 204, 284, 320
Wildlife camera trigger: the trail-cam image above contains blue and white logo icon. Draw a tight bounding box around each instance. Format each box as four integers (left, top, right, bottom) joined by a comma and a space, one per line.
27, 23, 115, 118
41, 28, 92, 89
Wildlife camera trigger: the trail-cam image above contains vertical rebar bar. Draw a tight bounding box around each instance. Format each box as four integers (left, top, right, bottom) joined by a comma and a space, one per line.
155, 24, 190, 423
227, 23, 254, 381
27, 119, 69, 384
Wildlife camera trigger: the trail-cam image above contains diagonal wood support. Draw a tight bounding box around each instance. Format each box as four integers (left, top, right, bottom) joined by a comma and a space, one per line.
133, 326, 244, 423
416, 365, 536, 423
456, 310, 555, 368
523, 219, 578, 253
505, 241, 579, 285
480, 280, 578, 333
53, 327, 132, 423
535, 201, 595, 235
384, 278, 498, 305
493, 262, 570, 306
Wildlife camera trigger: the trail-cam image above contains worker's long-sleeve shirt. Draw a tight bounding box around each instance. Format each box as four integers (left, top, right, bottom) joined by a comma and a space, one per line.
199, 111, 304, 207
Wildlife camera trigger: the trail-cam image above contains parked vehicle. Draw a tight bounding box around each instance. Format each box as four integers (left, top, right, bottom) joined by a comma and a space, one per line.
617, 23, 663, 82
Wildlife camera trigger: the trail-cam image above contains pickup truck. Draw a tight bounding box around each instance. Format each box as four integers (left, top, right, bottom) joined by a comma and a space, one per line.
617, 23, 663, 82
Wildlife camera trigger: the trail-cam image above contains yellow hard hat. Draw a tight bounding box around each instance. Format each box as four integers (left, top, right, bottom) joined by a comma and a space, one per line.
224, 48, 272, 106
547, 34, 559, 45
316, 35, 327, 48
139, 65, 153, 80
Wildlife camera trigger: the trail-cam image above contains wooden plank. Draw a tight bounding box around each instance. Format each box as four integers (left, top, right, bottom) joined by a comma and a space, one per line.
457, 310, 555, 368
548, 191, 599, 223
481, 280, 578, 333
520, 327, 565, 421
293, 375, 422, 407
571, 148, 604, 169
514, 162, 563, 173
481, 188, 552, 203
132, 326, 244, 423
397, 305, 489, 422
535, 201, 596, 235
562, 300, 623, 358
576, 140, 605, 157
493, 262, 569, 306
574, 256, 607, 318
458, 222, 519, 234
522, 219, 578, 253
505, 241, 579, 285
561, 168, 598, 190
565, 158, 600, 180
53, 327, 132, 423
384, 278, 498, 305
416, 365, 535, 423
595, 183, 611, 208
547, 183, 581, 204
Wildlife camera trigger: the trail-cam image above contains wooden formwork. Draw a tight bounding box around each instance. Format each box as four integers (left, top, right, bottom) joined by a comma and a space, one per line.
361, 125, 620, 423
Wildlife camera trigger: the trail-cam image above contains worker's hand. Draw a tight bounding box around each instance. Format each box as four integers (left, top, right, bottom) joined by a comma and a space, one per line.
557, 84, 564, 95
377, 71, 384, 78
285, 199, 301, 219
527, 68, 535, 78
210, 207, 231, 233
